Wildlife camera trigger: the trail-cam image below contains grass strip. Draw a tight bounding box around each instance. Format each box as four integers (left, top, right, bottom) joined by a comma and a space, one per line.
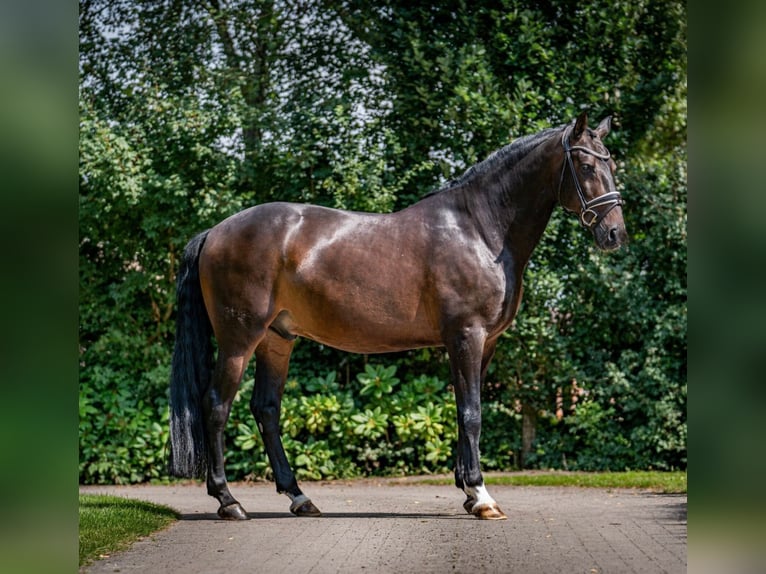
413, 471, 686, 493
79, 494, 177, 567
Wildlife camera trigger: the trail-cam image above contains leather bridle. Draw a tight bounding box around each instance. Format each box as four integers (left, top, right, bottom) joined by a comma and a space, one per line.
557, 127, 624, 229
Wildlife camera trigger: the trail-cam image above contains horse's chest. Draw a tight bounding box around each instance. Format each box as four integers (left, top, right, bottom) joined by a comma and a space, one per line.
435, 253, 521, 330
469, 253, 524, 337
487, 273, 523, 334
490, 282, 524, 338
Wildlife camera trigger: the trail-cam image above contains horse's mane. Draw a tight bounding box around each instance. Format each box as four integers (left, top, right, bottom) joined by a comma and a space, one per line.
424, 125, 564, 198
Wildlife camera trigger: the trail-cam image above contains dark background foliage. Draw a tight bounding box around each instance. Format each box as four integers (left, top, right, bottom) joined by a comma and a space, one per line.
79, 0, 686, 484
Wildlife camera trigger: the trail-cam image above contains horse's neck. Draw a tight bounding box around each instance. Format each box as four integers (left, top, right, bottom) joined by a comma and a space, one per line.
465, 142, 559, 265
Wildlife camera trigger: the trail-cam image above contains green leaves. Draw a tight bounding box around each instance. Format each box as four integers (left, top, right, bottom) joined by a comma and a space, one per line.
411, 403, 446, 438
300, 394, 347, 435
234, 424, 259, 451
221, 364, 460, 480
358, 364, 399, 400
351, 407, 389, 440
79, 364, 170, 484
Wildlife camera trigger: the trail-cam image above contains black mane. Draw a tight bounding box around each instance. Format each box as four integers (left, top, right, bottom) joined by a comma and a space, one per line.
424, 125, 564, 198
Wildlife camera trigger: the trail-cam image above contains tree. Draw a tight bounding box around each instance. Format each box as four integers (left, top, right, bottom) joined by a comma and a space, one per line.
79, 0, 686, 482
335, 0, 686, 200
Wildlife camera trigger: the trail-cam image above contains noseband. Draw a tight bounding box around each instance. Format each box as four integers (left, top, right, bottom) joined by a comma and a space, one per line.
558, 128, 624, 229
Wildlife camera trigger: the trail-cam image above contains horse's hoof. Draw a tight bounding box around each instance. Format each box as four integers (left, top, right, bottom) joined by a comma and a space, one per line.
463, 497, 477, 514
217, 502, 249, 520
290, 498, 321, 517
473, 503, 507, 520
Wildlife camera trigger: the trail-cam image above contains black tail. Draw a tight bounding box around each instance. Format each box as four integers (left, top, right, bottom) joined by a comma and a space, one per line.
168, 230, 213, 478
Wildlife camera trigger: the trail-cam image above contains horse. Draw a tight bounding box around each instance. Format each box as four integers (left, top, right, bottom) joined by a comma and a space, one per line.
169, 111, 627, 521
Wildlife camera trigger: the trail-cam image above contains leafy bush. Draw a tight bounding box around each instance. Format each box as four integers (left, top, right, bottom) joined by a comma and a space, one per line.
79, 362, 170, 484
224, 364, 459, 481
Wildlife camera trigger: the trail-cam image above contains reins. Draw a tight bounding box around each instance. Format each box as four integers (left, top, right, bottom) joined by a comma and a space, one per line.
557, 127, 624, 229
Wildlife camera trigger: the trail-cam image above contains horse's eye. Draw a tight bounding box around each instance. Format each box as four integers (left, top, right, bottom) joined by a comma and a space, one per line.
581, 164, 594, 175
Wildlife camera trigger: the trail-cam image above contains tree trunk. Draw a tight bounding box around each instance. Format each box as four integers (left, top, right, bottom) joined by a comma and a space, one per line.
206, 0, 275, 198
520, 403, 537, 469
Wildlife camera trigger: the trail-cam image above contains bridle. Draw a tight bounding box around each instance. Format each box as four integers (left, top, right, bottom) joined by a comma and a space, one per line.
557, 127, 624, 229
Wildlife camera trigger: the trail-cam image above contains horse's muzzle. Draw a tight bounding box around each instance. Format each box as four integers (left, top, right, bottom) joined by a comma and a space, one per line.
595, 223, 628, 251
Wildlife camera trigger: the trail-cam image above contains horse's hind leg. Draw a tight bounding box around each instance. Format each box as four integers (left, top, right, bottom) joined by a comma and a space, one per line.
251, 331, 321, 517
204, 349, 254, 520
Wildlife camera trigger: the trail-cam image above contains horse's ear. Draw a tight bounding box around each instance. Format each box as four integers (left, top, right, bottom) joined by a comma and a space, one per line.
573, 111, 588, 140
595, 115, 612, 139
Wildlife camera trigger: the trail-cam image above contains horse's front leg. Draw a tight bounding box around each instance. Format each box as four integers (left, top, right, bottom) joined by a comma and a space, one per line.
448, 329, 506, 520
204, 352, 251, 520
252, 332, 321, 517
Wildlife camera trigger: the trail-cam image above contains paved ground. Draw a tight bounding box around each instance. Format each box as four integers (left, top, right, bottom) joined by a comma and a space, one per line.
80, 478, 686, 573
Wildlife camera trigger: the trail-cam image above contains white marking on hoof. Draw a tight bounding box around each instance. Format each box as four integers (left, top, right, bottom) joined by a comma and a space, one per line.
287, 493, 310, 513
463, 484, 507, 519
463, 483, 497, 512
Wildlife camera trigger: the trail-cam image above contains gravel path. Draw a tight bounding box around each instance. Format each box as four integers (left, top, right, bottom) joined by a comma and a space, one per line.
80, 479, 686, 573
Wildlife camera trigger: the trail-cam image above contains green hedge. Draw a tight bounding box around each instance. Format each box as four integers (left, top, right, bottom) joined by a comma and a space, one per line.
79, 0, 686, 485
79, 352, 684, 485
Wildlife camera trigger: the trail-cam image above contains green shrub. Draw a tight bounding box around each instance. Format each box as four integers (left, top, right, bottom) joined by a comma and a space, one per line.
79, 368, 170, 484
224, 363, 459, 481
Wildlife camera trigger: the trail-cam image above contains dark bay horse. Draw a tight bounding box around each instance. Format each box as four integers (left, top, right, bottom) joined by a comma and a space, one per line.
169, 112, 627, 520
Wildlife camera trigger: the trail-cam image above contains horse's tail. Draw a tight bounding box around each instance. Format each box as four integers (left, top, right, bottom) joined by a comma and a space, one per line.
168, 230, 213, 478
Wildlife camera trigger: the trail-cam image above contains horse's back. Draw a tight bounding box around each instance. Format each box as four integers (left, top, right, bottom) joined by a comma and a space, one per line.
202, 201, 403, 273
198, 202, 444, 352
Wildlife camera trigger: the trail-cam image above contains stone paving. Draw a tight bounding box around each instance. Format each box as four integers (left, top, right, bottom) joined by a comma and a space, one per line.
80, 480, 686, 573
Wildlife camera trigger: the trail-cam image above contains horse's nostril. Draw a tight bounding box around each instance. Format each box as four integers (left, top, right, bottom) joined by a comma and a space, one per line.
609, 227, 619, 244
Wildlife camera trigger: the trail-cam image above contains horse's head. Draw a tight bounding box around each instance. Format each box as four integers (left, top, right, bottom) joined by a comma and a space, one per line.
558, 112, 627, 251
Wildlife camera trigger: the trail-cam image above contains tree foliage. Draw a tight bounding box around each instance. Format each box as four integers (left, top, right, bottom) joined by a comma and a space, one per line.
79, 0, 686, 483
